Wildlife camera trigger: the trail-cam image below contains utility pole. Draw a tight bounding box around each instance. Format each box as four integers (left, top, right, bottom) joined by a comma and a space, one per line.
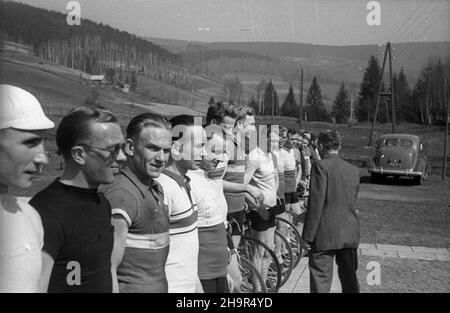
299, 68, 303, 129
271, 85, 275, 125
368, 43, 389, 146
388, 42, 396, 133
350, 95, 353, 122
442, 74, 449, 180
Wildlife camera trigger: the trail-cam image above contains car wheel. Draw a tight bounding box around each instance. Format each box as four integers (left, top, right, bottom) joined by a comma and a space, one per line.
422, 162, 431, 181
413, 175, 423, 185
371, 173, 382, 184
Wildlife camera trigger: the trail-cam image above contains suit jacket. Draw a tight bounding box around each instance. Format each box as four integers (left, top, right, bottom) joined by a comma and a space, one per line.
302, 154, 360, 251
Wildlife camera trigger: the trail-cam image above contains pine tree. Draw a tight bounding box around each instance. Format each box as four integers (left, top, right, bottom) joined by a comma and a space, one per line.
281, 85, 298, 117
393, 69, 411, 123
263, 80, 279, 116
130, 72, 137, 92
331, 83, 351, 123
356, 56, 381, 122
248, 93, 259, 114
223, 75, 243, 104
305, 77, 329, 121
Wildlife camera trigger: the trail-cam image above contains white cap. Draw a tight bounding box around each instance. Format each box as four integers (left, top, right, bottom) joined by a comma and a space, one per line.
0, 84, 55, 130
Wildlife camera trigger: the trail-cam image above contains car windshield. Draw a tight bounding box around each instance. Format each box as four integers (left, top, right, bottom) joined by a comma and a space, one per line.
384, 138, 398, 146
399, 139, 413, 147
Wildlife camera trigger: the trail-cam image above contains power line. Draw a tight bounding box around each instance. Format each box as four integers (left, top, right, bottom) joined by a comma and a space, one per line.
393, 0, 441, 44
394, 4, 450, 61
389, 1, 428, 43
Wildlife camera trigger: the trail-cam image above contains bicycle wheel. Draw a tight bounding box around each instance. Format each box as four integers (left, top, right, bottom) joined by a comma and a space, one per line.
274, 230, 294, 286
275, 216, 303, 267
239, 235, 282, 293
238, 256, 267, 293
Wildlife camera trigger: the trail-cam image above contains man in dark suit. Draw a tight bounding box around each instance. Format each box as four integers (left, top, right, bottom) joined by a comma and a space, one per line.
302, 130, 360, 293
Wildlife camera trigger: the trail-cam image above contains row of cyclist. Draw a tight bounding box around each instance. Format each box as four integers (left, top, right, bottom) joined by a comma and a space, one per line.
201, 102, 321, 293
0, 85, 321, 293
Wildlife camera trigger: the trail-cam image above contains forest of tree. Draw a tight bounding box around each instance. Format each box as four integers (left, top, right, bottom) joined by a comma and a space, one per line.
408, 58, 449, 125
0, 1, 197, 91
355, 54, 449, 125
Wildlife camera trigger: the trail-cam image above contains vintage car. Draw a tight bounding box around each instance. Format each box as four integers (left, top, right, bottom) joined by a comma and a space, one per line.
369, 134, 430, 184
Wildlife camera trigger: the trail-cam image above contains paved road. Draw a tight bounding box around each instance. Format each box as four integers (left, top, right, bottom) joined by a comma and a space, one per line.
280, 243, 450, 293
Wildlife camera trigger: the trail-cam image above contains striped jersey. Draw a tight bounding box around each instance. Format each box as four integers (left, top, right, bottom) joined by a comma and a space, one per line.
155, 170, 199, 293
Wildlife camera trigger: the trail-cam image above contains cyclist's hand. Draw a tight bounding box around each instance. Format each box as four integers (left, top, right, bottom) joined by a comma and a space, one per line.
302, 238, 311, 251
246, 185, 261, 200
245, 193, 258, 208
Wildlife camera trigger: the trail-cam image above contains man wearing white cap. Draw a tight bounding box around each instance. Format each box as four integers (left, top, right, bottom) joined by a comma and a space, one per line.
0, 84, 55, 292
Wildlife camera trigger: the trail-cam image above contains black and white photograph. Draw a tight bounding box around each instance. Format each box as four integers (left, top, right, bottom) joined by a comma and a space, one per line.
0, 0, 449, 297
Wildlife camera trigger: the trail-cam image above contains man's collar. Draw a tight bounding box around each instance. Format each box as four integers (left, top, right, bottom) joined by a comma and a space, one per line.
121, 166, 162, 197
325, 151, 339, 159
162, 168, 190, 187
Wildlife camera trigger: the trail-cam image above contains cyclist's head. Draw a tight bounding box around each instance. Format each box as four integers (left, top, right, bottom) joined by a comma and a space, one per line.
169, 114, 206, 171
206, 102, 237, 136
56, 107, 126, 186
125, 113, 172, 179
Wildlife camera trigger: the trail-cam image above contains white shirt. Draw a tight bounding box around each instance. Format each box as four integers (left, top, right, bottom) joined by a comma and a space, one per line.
281, 148, 296, 172
0, 193, 43, 293
247, 147, 277, 207
155, 172, 199, 293
188, 168, 228, 228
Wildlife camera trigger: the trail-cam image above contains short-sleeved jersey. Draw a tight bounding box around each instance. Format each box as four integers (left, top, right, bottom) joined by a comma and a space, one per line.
100, 167, 170, 293
155, 170, 199, 293
247, 147, 277, 207
30, 179, 113, 293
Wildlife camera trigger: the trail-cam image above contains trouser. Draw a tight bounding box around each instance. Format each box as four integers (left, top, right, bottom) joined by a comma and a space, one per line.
309, 248, 360, 293
201, 276, 230, 293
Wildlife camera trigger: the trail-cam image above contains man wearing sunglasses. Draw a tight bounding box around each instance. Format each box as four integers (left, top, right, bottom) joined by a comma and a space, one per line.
100, 113, 172, 293
30, 107, 126, 292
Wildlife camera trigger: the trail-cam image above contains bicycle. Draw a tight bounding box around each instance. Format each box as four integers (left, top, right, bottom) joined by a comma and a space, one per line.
226, 220, 267, 293
275, 216, 303, 268
238, 234, 282, 293
274, 229, 294, 286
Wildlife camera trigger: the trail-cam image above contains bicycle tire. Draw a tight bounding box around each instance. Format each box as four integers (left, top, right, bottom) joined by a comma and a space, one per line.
274, 230, 294, 286
238, 256, 267, 293
239, 235, 282, 293
275, 216, 303, 267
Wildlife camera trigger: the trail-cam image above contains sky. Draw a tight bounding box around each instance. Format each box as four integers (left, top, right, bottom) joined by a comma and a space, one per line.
13, 0, 450, 45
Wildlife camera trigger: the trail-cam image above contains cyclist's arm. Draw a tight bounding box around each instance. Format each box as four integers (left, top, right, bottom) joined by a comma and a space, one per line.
223, 180, 260, 199
110, 215, 128, 293
39, 251, 54, 292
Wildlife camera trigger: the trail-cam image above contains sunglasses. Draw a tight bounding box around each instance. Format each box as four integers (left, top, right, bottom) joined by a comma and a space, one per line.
79, 142, 126, 158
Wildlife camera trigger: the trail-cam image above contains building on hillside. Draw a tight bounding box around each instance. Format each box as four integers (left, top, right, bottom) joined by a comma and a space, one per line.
80, 72, 106, 86
121, 83, 130, 93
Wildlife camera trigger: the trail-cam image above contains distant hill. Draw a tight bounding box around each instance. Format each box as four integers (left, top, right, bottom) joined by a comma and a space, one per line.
142, 36, 450, 84
0, 1, 180, 75
207, 41, 450, 81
